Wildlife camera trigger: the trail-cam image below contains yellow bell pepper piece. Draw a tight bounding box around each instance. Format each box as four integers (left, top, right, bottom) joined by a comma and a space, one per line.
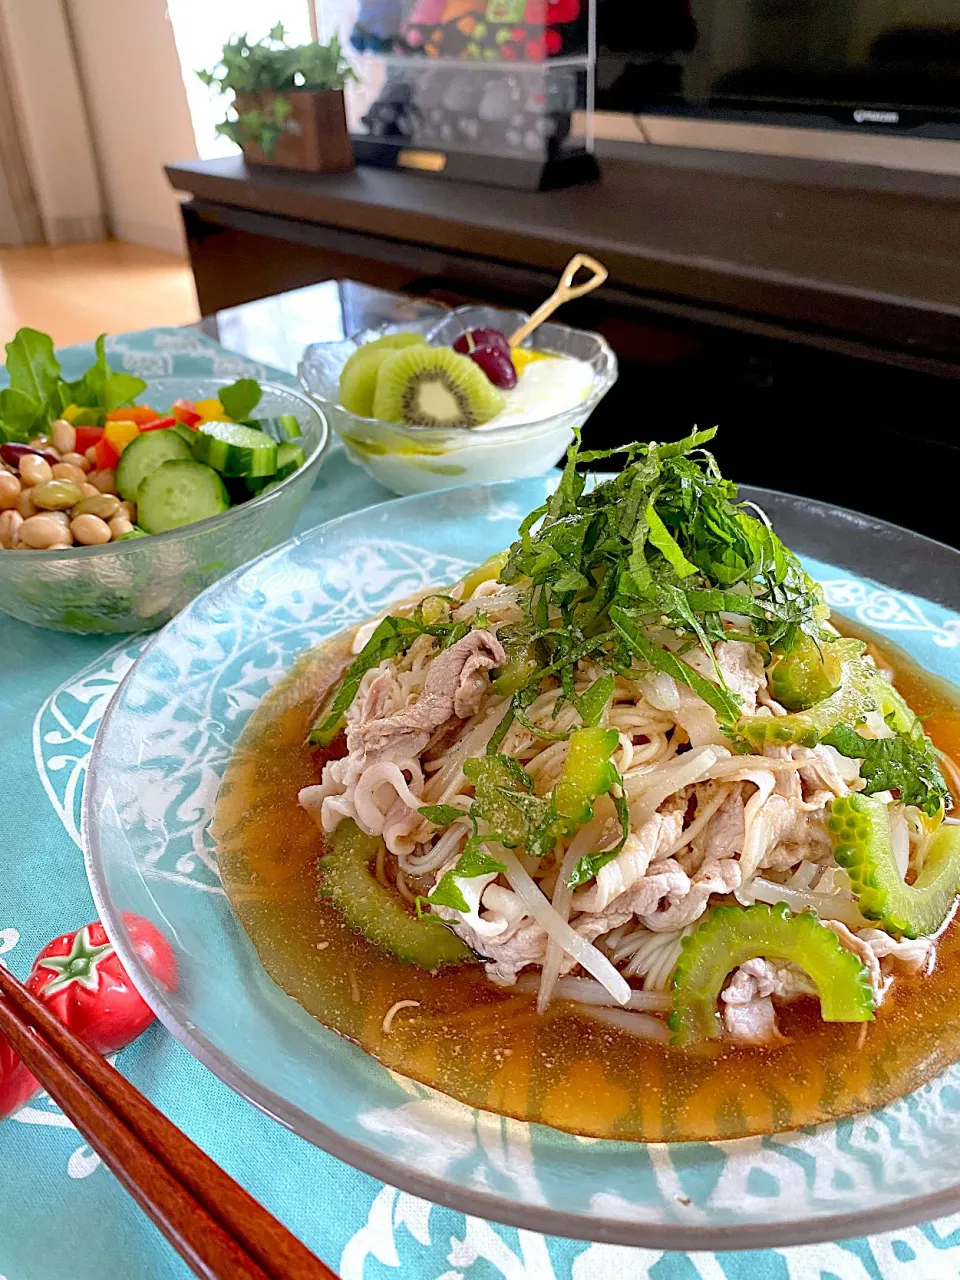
193, 397, 234, 423
104, 420, 141, 454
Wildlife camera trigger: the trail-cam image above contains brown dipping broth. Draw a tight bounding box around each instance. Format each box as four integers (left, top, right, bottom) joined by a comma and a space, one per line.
212, 617, 960, 1143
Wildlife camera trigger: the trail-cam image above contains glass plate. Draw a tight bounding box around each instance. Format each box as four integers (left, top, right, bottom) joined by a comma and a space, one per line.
83, 479, 960, 1250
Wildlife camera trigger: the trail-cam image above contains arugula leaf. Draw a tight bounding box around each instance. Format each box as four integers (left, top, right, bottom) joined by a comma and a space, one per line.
218, 378, 262, 420
0, 328, 65, 441
5, 328, 60, 407
822, 723, 949, 818
418, 804, 467, 827
66, 335, 146, 411
0, 387, 42, 443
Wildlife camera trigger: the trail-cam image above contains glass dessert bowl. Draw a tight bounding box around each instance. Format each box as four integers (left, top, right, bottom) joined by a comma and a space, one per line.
298, 305, 617, 496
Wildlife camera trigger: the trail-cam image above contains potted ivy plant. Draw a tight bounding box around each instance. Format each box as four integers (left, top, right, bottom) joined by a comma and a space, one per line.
198, 24, 357, 173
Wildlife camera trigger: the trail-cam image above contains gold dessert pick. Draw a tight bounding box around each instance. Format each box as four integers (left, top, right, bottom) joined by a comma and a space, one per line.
509, 254, 608, 348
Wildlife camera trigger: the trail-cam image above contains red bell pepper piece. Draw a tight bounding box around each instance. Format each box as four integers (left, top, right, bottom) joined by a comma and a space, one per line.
140, 416, 177, 432
172, 399, 202, 428
74, 424, 104, 453
94, 435, 120, 470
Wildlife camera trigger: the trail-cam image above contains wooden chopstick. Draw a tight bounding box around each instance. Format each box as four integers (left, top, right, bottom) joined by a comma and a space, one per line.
0, 965, 338, 1280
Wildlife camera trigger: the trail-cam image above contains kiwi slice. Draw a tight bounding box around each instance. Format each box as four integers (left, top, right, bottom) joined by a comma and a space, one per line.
339, 332, 426, 417
373, 346, 505, 428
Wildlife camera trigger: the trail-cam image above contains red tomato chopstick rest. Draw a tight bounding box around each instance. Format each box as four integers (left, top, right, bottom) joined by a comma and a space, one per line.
0, 915, 177, 1119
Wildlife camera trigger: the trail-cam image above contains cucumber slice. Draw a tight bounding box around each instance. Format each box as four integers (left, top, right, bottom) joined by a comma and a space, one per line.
275, 441, 305, 480
277, 413, 302, 440
172, 421, 196, 445
192, 421, 278, 478
244, 443, 305, 494
136, 460, 230, 534
320, 821, 473, 967
252, 414, 303, 443
115, 429, 192, 502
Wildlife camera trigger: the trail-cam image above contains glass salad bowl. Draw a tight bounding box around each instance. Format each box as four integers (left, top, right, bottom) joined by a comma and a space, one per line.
0, 378, 330, 634
298, 305, 617, 496
84, 478, 960, 1250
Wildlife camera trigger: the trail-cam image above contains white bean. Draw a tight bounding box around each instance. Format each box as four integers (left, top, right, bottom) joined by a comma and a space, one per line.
108, 515, 134, 539
0, 472, 21, 510
15, 490, 36, 519
19, 514, 68, 548
51, 419, 77, 454
0, 509, 23, 548
19, 455, 52, 487
51, 462, 88, 487
70, 513, 111, 545
89, 468, 116, 494
61, 451, 91, 472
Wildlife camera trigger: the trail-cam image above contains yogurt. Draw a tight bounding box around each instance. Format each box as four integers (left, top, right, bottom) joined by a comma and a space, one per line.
486, 355, 595, 428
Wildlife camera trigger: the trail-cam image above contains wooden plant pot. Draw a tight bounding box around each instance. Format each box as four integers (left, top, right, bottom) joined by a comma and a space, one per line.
235, 89, 354, 173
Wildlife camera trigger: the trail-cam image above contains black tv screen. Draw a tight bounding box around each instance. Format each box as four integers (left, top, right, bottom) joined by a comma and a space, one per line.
596, 1, 960, 139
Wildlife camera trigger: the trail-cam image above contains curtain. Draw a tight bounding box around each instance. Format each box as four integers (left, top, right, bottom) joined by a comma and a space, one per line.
0, 9, 42, 245
0, 0, 105, 246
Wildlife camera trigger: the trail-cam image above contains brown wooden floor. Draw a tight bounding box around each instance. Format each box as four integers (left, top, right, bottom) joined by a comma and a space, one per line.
0, 240, 200, 347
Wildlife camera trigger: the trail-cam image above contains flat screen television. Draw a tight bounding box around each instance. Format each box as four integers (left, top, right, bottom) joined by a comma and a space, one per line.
596, 1, 960, 140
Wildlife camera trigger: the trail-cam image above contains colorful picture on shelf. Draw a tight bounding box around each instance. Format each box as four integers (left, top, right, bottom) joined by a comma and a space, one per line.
349, 0, 409, 53
400, 0, 586, 61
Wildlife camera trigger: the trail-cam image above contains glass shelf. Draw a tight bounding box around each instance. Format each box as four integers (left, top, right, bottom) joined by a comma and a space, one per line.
331, 0, 597, 188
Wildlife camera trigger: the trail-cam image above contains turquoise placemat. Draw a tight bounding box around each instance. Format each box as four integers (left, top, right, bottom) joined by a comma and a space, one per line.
2, 328, 959, 1279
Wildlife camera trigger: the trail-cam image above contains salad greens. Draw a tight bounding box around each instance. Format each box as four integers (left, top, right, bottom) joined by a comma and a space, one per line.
217, 378, 262, 421
0, 330, 146, 443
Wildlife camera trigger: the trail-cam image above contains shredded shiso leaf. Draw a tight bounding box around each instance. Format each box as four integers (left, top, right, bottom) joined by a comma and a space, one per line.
310, 428, 950, 894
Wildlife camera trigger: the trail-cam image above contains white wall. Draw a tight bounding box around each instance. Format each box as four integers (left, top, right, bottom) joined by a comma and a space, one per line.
0, 0, 104, 243
66, 0, 199, 254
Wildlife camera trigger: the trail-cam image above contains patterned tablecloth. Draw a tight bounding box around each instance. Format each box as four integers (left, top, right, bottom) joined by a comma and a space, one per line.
2, 328, 960, 1280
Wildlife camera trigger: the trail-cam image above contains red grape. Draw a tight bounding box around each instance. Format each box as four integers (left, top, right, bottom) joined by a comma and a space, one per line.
453, 327, 511, 358
468, 344, 517, 389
